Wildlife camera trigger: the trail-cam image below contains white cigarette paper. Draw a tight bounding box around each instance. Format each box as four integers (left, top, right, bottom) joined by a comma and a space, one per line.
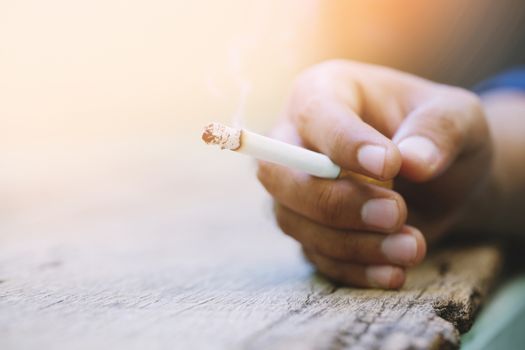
202, 122, 341, 179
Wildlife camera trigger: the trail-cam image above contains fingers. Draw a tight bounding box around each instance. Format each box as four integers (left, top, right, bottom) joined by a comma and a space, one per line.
393, 89, 489, 182
257, 160, 407, 232
276, 204, 426, 266
288, 64, 402, 180
303, 249, 406, 289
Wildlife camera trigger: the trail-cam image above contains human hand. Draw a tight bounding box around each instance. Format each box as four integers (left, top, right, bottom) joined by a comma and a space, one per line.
257, 60, 492, 289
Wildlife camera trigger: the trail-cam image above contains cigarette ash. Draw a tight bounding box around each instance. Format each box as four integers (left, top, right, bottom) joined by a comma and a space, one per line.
201, 122, 241, 150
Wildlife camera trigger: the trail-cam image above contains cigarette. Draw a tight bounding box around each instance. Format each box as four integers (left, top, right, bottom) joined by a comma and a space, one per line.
202, 122, 340, 178
201, 122, 392, 187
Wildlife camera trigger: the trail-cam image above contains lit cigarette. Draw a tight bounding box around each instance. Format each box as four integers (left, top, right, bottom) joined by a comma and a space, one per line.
201, 122, 392, 187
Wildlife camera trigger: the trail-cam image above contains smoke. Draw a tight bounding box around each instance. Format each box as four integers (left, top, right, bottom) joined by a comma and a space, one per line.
228, 43, 252, 128
205, 0, 320, 129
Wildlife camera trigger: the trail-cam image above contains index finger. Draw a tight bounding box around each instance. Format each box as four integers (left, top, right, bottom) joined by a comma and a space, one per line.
288, 65, 402, 180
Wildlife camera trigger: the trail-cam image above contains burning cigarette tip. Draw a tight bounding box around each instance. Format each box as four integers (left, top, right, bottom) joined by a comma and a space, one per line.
202, 122, 241, 150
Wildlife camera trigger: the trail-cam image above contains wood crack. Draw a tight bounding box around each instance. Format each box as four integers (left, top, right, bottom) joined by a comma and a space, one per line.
242, 283, 337, 347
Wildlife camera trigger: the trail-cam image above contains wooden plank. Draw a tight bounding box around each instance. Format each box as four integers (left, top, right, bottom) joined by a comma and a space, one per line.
0, 139, 502, 350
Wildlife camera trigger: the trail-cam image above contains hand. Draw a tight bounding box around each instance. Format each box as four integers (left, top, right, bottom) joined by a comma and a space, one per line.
257, 60, 492, 289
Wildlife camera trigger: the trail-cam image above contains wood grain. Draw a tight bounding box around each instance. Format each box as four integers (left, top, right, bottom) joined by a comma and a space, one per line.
0, 139, 502, 350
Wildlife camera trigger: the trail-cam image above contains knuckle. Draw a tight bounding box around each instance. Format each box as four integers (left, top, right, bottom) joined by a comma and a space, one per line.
458, 90, 488, 135
315, 184, 347, 225
314, 259, 345, 283
439, 88, 483, 138
454, 88, 483, 116
297, 59, 347, 83
313, 59, 354, 76
291, 69, 323, 108
293, 94, 325, 125
441, 114, 463, 146
450, 88, 482, 111
342, 233, 362, 259
329, 127, 352, 159
423, 105, 465, 148
290, 60, 352, 121
448, 89, 490, 154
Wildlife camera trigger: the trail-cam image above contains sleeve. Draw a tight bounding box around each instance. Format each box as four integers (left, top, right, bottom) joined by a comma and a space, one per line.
473, 66, 525, 95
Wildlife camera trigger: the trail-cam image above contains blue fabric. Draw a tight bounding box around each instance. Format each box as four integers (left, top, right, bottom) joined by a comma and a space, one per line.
473, 66, 525, 94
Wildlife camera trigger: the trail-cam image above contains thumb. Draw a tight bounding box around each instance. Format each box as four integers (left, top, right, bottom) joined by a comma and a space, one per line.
392, 93, 484, 182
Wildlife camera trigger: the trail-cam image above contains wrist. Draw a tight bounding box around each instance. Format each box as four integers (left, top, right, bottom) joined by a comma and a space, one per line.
460, 90, 525, 236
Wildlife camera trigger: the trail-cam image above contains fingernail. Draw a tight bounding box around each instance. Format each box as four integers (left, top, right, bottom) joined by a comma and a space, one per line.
357, 144, 386, 177
366, 266, 395, 288
381, 234, 417, 265
397, 136, 439, 168
361, 199, 399, 229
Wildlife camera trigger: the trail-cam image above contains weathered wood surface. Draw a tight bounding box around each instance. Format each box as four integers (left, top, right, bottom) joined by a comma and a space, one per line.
0, 138, 502, 350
